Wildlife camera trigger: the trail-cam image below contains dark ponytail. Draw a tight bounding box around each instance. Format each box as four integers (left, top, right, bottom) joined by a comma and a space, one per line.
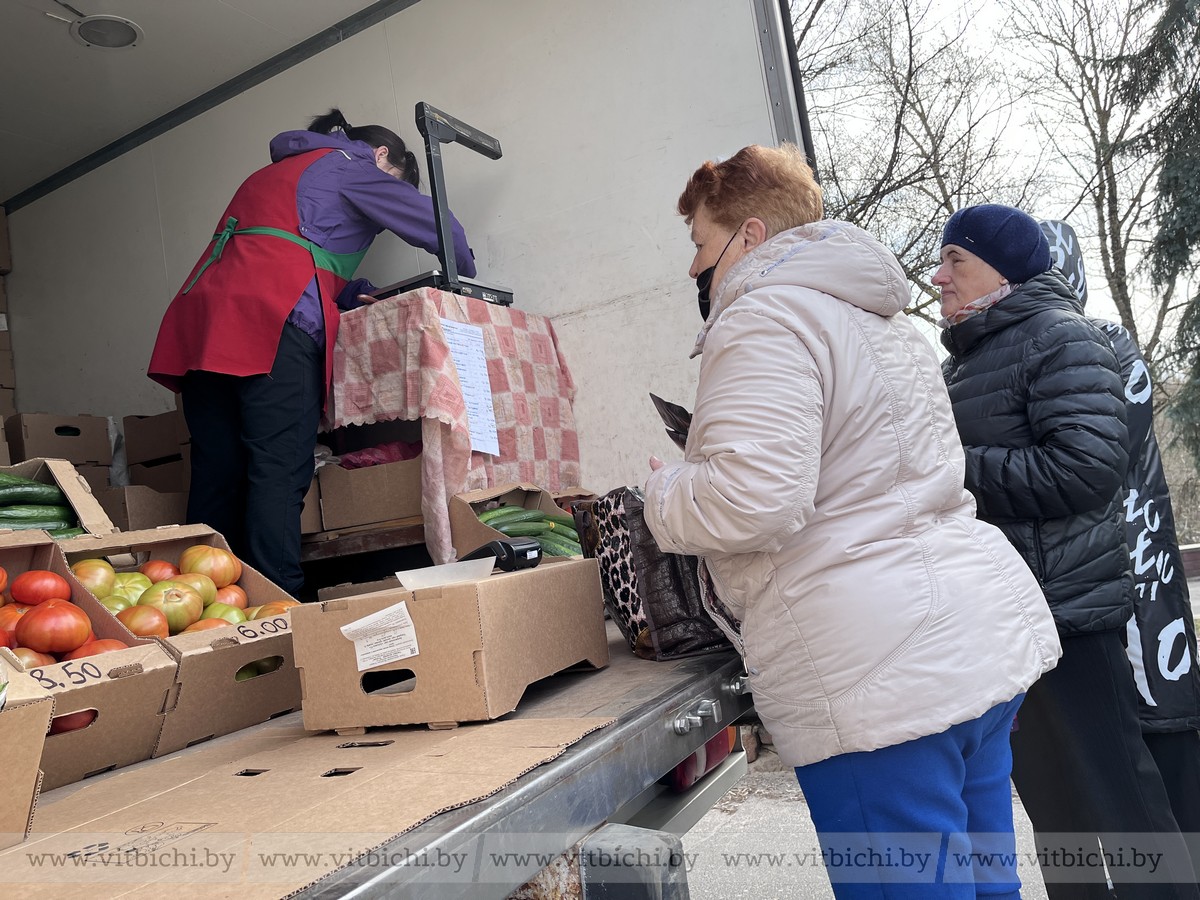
307, 107, 421, 188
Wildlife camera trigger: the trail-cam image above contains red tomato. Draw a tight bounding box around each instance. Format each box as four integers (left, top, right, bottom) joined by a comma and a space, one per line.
0, 629, 11, 650
181, 618, 232, 633
214, 584, 248, 609
49, 709, 97, 735
116, 604, 169, 639
179, 545, 242, 588
139, 560, 180, 583
10, 570, 72, 606
249, 602, 293, 620
61, 638, 128, 660
10, 646, 56, 668
14, 601, 92, 654
0, 565, 8, 594
0, 603, 30, 642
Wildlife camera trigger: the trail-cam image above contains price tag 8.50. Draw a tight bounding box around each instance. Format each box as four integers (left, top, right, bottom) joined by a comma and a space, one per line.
28, 660, 105, 691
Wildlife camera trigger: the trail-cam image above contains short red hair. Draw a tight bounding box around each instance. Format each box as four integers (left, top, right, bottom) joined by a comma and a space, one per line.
678, 143, 823, 238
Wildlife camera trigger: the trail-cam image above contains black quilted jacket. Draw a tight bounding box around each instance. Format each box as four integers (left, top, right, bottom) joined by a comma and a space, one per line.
941, 269, 1133, 634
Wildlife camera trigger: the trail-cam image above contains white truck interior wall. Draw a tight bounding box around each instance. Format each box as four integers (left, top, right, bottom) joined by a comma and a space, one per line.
8, 0, 780, 493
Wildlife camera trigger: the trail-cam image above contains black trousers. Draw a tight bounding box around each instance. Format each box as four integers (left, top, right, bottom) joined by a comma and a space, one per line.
1146, 729, 1200, 876
180, 323, 321, 595
1011, 629, 1199, 899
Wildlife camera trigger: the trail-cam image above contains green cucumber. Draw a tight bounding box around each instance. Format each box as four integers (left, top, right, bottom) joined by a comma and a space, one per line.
497, 520, 551, 537
48, 527, 87, 539
535, 534, 583, 558
0, 471, 45, 487
543, 521, 579, 542
0, 483, 68, 506
544, 512, 577, 529
485, 508, 548, 528
0, 520, 74, 532
478, 504, 528, 524
0, 504, 75, 522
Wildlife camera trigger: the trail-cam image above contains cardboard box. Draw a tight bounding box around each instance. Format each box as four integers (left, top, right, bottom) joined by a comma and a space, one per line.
0, 458, 116, 537
95, 485, 188, 531
449, 482, 576, 559
292, 558, 609, 732
301, 477, 321, 534
0, 348, 13, 387
61, 524, 303, 755
0, 716, 613, 897
0, 387, 15, 417
128, 447, 189, 492
0, 210, 10, 275
0, 531, 177, 790
4, 413, 111, 465
318, 456, 422, 531
0, 275, 7, 312
0, 655, 53, 851
122, 408, 189, 465
74, 463, 109, 492
0, 421, 9, 466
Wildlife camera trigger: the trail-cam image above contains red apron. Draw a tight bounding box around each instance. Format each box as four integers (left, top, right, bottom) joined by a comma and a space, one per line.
148, 149, 362, 405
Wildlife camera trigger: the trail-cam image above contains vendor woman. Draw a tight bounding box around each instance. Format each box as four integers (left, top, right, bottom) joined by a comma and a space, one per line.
148, 108, 476, 595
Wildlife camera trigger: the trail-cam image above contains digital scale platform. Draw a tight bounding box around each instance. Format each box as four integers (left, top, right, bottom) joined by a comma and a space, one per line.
373, 102, 513, 306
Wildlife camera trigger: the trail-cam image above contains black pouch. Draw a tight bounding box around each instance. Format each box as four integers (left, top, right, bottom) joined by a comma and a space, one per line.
574, 486, 731, 660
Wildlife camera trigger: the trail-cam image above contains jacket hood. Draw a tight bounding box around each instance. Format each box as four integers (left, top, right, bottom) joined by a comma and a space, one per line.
692, 221, 908, 357
941, 268, 1082, 358
269, 130, 374, 164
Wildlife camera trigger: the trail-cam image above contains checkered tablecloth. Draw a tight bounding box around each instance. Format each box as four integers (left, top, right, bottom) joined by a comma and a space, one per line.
324, 287, 581, 562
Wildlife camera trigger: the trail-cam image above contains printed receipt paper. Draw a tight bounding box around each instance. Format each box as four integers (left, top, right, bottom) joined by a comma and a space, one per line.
339, 601, 419, 671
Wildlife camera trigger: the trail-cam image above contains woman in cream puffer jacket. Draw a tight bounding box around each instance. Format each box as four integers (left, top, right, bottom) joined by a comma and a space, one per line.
644, 145, 1060, 898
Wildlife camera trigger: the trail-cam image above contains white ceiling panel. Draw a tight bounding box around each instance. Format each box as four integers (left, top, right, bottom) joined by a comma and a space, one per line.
0, 0, 399, 203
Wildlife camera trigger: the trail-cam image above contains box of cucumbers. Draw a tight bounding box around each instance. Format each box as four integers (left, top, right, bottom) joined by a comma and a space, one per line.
475, 504, 583, 558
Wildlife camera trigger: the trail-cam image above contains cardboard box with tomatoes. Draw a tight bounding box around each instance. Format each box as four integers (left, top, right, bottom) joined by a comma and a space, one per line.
0, 652, 54, 851
61, 524, 303, 755
0, 530, 177, 791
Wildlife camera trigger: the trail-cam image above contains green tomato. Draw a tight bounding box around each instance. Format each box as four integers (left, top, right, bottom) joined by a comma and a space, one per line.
201, 602, 248, 625
115, 572, 153, 594
100, 593, 135, 614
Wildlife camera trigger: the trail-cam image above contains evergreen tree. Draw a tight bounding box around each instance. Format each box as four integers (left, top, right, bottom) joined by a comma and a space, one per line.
1121, 1, 1200, 460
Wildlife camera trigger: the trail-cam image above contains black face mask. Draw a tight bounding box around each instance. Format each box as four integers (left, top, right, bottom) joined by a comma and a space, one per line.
695, 230, 739, 321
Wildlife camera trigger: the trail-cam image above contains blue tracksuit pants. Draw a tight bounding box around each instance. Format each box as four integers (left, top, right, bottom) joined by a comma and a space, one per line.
795, 693, 1025, 900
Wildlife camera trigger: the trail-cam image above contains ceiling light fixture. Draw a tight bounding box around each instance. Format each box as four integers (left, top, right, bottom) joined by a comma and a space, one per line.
47, 0, 143, 50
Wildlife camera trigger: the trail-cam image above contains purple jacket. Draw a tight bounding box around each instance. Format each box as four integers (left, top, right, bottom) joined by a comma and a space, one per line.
267, 130, 477, 347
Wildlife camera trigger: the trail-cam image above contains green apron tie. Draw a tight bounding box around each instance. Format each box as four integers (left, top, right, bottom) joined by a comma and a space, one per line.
181, 218, 368, 294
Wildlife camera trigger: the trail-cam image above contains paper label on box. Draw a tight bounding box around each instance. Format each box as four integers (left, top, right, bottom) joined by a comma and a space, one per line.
339, 600, 420, 671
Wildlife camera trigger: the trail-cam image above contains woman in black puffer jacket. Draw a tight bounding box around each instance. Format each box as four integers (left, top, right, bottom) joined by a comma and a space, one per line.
937, 204, 1198, 900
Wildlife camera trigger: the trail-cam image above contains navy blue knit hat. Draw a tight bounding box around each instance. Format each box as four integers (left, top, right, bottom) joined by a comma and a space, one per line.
941, 204, 1051, 284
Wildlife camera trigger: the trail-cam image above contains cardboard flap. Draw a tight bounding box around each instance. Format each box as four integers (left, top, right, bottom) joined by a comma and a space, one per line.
1, 716, 615, 897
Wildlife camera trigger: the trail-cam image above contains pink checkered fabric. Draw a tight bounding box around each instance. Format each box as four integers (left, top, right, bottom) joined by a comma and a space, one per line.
324, 288, 582, 562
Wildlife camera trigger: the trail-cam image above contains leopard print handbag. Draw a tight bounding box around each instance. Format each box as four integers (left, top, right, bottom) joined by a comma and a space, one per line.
573, 486, 731, 660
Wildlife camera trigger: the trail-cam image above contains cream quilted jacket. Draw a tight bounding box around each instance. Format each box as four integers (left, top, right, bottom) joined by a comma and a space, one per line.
644, 221, 1061, 768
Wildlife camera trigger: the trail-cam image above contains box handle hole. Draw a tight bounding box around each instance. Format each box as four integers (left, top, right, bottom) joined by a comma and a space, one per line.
48, 708, 98, 735
235, 656, 283, 681
361, 669, 416, 695
235, 769, 270, 776
337, 740, 395, 748
321, 768, 361, 777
